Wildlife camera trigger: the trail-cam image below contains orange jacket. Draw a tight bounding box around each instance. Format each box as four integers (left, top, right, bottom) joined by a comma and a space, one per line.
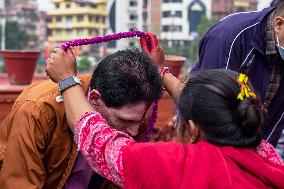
0, 74, 148, 189
0, 75, 91, 189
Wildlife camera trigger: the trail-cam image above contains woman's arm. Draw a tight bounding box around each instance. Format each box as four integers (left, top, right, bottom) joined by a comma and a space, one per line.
74, 111, 133, 187
140, 32, 182, 104
162, 72, 182, 104
61, 85, 93, 131
45, 48, 134, 187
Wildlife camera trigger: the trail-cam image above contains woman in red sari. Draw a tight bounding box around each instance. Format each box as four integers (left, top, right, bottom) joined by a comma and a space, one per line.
46, 44, 284, 188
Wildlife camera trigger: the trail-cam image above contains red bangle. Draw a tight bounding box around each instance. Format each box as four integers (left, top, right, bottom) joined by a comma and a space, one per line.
160, 67, 171, 78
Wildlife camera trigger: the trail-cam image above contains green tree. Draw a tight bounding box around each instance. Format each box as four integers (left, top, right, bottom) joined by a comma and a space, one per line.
78, 57, 92, 71
197, 17, 218, 38
5, 21, 32, 50
161, 17, 217, 66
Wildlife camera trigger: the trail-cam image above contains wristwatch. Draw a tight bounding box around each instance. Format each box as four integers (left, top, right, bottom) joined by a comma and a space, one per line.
58, 76, 81, 94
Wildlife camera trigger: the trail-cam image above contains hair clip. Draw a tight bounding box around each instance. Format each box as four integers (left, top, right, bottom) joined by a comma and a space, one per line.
237, 73, 256, 101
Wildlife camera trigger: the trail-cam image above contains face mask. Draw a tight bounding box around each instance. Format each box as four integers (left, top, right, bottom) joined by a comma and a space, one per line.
276, 35, 284, 60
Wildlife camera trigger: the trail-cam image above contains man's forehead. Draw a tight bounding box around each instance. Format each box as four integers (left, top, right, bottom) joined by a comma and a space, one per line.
113, 103, 147, 121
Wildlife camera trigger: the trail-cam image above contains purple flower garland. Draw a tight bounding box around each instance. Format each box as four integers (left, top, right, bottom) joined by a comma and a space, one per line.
61, 30, 157, 141
140, 100, 158, 142
61, 30, 151, 51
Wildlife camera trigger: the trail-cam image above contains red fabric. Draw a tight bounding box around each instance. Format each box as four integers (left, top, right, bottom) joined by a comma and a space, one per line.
139, 32, 159, 54
122, 141, 284, 189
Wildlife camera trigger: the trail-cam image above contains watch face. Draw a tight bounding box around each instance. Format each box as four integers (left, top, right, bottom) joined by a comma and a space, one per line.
74, 77, 81, 83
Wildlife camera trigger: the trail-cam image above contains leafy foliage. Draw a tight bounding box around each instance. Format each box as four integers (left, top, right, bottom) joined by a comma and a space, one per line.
161, 17, 218, 66
4, 21, 35, 50
78, 56, 92, 71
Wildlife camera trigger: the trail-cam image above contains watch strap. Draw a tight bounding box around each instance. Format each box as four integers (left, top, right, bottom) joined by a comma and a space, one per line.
58, 76, 81, 94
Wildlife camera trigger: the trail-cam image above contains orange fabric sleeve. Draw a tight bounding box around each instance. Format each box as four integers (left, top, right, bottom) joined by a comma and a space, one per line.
0, 101, 49, 189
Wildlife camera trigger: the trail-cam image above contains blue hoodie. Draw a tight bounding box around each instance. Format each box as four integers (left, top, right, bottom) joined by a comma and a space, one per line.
191, 8, 284, 147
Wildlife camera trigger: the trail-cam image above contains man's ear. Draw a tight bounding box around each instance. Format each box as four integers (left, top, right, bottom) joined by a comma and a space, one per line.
88, 89, 101, 107
274, 16, 284, 34
188, 120, 200, 143
176, 119, 190, 143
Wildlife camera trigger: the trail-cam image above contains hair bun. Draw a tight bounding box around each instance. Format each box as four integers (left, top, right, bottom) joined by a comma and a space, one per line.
236, 98, 263, 133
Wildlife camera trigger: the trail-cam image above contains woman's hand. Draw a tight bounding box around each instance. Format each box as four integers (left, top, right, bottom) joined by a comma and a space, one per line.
45, 48, 77, 83
141, 32, 182, 105
140, 32, 165, 69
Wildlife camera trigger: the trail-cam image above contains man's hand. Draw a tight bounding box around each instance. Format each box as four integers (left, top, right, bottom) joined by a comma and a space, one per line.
45, 48, 77, 83
140, 32, 165, 69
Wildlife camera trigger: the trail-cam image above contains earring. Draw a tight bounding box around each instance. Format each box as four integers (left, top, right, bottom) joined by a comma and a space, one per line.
190, 137, 196, 144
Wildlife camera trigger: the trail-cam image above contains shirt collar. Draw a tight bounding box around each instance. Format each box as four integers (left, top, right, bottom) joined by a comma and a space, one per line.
265, 11, 278, 55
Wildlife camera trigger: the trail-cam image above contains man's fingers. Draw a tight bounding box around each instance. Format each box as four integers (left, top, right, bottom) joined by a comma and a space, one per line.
54, 47, 63, 53
66, 48, 76, 60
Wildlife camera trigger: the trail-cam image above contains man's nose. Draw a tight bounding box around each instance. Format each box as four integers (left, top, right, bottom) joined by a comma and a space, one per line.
126, 125, 140, 137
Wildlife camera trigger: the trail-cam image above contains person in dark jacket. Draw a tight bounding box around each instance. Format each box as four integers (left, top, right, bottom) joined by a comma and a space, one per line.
191, 4, 284, 157
270, 0, 284, 163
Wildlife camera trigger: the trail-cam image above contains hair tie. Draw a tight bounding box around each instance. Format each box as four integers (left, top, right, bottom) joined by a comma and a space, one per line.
61, 31, 157, 141
237, 73, 256, 101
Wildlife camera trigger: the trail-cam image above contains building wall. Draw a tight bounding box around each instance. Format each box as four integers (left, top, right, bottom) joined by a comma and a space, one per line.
140, 0, 162, 37
48, 0, 107, 44
107, 0, 143, 51
148, 0, 162, 37
4, 0, 40, 49
107, 0, 210, 50
0, 0, 4, 10
161, 2, 188, 41
107, 0, 162, 51
211, 0, 258, 20
160, 0, 208, 43
37, 11, 48, 47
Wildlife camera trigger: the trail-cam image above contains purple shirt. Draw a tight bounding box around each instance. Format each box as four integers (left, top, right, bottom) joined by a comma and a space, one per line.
64, 153, 93, 189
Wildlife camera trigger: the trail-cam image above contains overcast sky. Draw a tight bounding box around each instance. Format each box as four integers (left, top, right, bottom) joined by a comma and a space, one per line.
37, 0, 53, 11
37, 0, 272, 12
258, 0, 272, 9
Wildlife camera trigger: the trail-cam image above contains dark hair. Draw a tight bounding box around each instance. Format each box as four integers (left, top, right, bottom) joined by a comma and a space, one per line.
91, 49, 163, 107
178, 69, 263, 147
270, 0, 279, 7
273, 0, 284, 16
